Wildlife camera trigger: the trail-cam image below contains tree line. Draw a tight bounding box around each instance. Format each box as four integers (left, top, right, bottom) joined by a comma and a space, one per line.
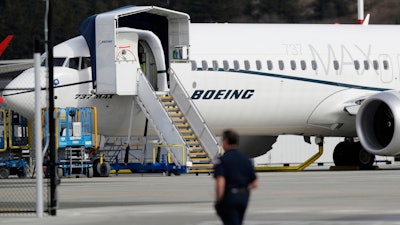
0, 0, 394, 59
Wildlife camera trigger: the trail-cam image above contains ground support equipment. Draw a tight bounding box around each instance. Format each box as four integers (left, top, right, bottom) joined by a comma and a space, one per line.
0, 158, 28, 179
43, 107, 98, 178
110, 153, 187, 176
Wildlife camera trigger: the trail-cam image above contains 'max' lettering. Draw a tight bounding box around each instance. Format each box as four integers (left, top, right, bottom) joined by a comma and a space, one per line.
191, 89, 255, 100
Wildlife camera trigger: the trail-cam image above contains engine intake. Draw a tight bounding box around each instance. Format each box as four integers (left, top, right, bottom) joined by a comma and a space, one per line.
356, 91, 400, 156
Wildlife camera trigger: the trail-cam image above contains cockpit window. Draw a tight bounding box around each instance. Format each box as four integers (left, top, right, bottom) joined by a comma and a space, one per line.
40, 57, 66, 67
66, 57, 80, 70
81, 57, 91, 70
39, 57, 91, 70
54, 58, 67, 67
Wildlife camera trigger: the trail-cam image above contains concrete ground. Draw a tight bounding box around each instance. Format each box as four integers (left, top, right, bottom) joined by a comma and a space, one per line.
1, 166, 400, 225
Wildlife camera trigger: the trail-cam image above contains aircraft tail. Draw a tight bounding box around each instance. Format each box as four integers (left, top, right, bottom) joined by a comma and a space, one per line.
0, 35, 13, 56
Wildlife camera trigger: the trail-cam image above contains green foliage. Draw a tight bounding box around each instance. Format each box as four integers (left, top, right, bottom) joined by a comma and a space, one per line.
0, 0, 45, 59
311, 0, 352, 21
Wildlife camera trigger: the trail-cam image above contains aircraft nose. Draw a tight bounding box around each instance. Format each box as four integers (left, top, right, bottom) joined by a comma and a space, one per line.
2, 68, 46, 119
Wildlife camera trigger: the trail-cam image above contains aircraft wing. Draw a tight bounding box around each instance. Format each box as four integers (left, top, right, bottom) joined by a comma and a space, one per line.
307, 89, 378, 134
0, 59, 33, 75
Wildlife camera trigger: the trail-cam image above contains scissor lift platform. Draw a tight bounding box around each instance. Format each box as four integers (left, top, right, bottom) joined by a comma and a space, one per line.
43, 107, 98, 178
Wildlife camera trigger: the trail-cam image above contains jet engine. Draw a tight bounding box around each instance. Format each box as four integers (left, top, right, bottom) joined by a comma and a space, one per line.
239, 135, 278, 158
356, 91, 400, 156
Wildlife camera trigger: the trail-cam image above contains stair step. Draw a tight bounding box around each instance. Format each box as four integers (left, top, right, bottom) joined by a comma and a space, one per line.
165, 107, 180, 111
186, 140, 200, 145
172, 117, 187, 122
190, 163, 214, 168
188, 169, 213, 174
159, 96, 173, 100
175, 123, 190, 128
178, 128, 194, 133
168, 112, 183, 117
189, 146, 204, 151
189, 152, 208, 157
190, 158, 211, 163
161, 101, 177, 106
182, 135, 197, 139
189, 152, 209, 157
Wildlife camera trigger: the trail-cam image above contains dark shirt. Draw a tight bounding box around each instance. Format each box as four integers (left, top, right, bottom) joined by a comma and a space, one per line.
213, 149, 257, 191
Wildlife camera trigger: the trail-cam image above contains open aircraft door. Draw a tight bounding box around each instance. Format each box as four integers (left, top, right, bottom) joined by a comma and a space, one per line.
79, 6, 190, 95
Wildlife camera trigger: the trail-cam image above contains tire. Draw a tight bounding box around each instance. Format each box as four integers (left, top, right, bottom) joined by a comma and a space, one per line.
57, 168, 64, 178
333, 142, 352, 166
17, 170, 27, 178
353, 142, 375, 169
87, 167, 94, 178
334, 141, 375, 169
99, 162, 110, 177
0, 168, 9, 179
92, 158, 100, 177
172, 170, 181, 176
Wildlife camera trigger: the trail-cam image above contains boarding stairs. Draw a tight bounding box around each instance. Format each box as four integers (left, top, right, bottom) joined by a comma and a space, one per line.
135, 69, 221, 174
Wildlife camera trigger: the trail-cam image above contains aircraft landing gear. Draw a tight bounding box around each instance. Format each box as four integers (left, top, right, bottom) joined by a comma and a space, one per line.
333, 140, 375, 169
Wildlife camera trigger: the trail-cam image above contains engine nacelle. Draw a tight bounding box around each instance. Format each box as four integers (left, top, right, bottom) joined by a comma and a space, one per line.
356, 91, 400, 156
239, 135, 278, 158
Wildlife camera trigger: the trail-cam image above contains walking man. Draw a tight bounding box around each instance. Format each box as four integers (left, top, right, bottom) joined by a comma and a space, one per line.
213, 129, 258, 225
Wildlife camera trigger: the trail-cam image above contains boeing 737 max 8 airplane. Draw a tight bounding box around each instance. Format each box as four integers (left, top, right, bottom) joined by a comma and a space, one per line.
3, 6, 399, 168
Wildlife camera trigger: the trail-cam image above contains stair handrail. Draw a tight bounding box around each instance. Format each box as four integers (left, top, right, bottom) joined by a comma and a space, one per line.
136, 69, 185, 166
168, 68, 221, 160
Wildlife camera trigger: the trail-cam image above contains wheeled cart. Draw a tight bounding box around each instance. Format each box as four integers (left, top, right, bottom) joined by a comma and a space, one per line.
0, 159, 28, 179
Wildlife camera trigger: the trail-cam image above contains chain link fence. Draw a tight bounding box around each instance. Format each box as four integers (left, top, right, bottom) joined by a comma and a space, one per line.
0, 67, 49, 215
0, 179, 48, 214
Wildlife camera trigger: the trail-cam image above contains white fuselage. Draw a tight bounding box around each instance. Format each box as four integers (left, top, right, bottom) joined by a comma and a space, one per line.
3, 23, 400, 138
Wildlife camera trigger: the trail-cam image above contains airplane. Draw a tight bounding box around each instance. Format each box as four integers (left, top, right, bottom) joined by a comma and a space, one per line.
0, 35, 13, 57
2, 5, 400, 169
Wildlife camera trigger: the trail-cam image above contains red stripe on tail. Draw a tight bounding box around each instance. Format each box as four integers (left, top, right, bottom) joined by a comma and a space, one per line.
0, 35, 13, 56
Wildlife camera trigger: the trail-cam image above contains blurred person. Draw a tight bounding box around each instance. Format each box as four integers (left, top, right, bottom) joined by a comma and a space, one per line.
213, 129, 258, 225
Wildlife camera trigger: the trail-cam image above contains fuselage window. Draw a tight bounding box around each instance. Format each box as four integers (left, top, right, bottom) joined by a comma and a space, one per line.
244, 60, 250, 70
354, 60, 360, 70
66, 57, 80, 70
191, 60, 197, 71
267, 60, 273, 70
233, 60, 240, 71
212, 60, 219, 71
333, 60, 339, 70
364, 60, 370, 70
256, 60, 262, 70
383, 60, 389, 70
300, 60, 306, 70
223, 60, 229, 71
278, 60, 284, 70
81, 57, 91, 70
202, 60, 208, 70
311, 60, 317, 70
290, 60, 296, 70
373, 60, 379, 70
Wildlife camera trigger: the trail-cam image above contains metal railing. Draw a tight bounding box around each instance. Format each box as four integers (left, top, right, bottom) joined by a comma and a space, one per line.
169, 68, 221, 160
136, 70, 185, 166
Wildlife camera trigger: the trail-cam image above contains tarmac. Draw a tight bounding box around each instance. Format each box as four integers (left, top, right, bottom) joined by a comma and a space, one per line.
1, 165, 400, 225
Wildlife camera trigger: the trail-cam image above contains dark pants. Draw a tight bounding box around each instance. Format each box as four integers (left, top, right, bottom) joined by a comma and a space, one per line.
215, 191, 249, 225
